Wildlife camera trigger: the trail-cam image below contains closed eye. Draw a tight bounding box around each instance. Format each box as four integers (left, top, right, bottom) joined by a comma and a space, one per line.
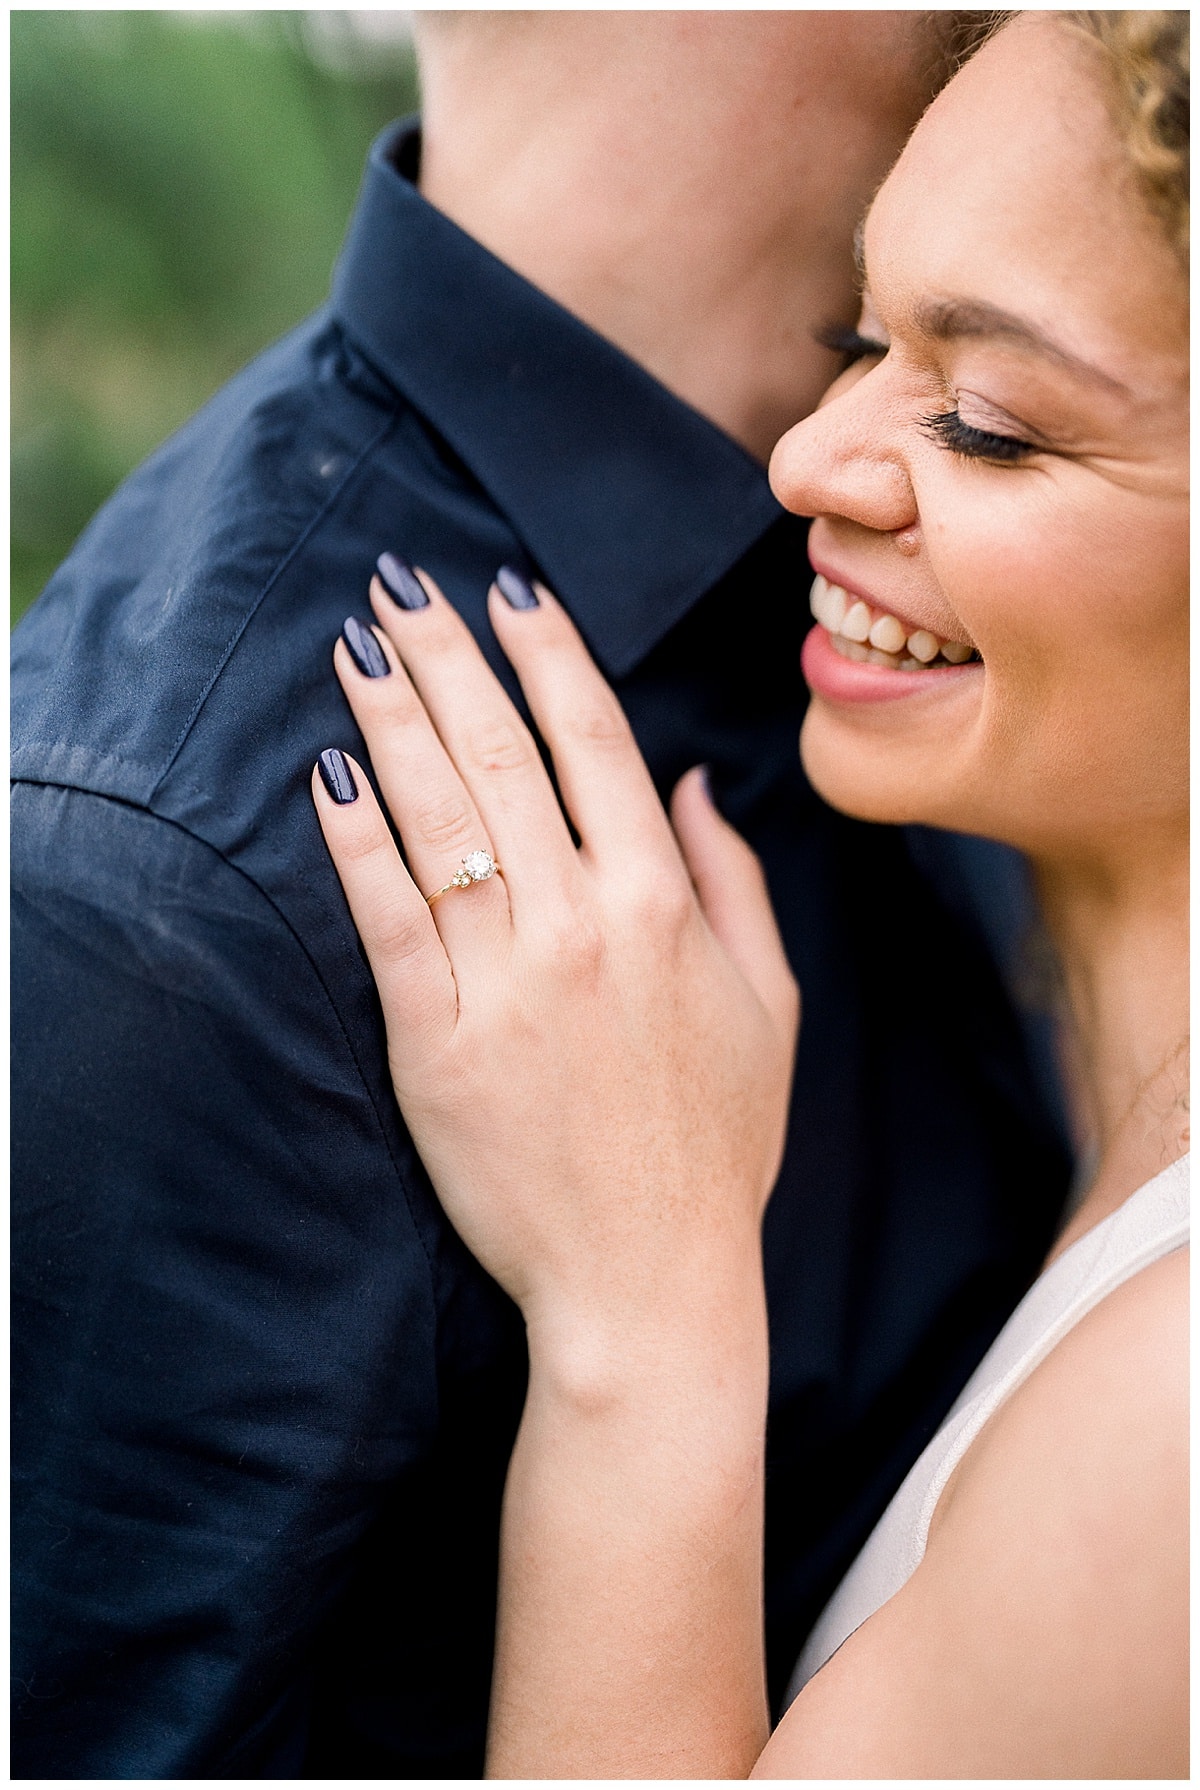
815, 322, 1039, 462
923, 409, 1037, 463
815, 323, 890, 366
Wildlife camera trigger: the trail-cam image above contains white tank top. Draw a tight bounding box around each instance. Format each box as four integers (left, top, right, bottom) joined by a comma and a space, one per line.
788, 1152, 1190, 1703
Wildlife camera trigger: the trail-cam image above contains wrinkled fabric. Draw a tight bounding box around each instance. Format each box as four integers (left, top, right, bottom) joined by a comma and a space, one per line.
12, 120, 1071, 1778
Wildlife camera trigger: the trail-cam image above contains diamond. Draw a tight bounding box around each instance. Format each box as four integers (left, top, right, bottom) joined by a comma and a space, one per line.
462, 850, 496, 882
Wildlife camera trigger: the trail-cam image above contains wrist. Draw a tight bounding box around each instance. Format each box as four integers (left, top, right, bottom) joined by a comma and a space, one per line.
522, 1238, 769, 1422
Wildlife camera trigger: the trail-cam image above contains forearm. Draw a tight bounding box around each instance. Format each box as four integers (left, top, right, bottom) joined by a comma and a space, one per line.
486, 1260, 771, 1780
312, 567, 799, 1776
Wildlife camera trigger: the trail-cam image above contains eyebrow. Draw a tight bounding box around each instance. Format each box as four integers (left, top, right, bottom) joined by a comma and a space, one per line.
911, 296, 1131, 395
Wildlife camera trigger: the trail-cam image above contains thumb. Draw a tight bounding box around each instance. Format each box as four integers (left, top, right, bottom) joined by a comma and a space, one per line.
670, 766, 800, 1039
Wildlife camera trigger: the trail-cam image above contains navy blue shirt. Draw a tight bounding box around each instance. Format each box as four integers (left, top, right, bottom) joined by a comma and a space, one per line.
12, 123, 1070, 1779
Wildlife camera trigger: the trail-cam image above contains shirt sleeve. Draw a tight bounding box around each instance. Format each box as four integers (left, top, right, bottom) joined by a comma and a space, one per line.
11, 781, 442, 1778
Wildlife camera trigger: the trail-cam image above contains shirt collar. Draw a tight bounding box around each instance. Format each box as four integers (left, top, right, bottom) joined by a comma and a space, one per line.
329, 122, 786, 678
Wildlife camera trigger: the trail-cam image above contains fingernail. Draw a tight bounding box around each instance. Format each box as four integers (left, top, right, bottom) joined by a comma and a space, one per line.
496, 565, 540, 610
697, 764, 714, 802
376, 552, 429, 610
342, 616, 390, 678
318, 748, 358, 804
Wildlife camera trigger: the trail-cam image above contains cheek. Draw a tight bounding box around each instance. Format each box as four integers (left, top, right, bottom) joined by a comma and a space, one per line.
927, 467, 1187, 676
927, 470, 1188, 815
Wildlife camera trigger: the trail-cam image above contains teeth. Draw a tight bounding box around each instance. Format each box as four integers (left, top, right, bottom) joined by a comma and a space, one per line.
868, 613, 907, 654
824, 582, 847, 632
809, 574, 846, 631
811, 574, 977, 670
831, 636, 870, 662
841, 601, 873, 643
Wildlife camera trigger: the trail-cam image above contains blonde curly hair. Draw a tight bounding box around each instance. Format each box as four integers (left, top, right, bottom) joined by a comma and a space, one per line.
1068, 11, 1189, 264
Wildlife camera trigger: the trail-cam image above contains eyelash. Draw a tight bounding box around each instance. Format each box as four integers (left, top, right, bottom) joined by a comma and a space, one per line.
815, 325, 1038, 464
816, 324, 889, 362
921, 410, 1035, 463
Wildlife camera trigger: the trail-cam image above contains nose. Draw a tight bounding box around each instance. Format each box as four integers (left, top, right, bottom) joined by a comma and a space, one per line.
769, 370, 917, 535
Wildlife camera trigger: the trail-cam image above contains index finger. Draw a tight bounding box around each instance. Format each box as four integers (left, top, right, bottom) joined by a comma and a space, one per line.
311, 752, 459, 1064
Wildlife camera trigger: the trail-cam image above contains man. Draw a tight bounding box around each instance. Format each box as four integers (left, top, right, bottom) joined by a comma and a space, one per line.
12, 14, 1070, 1778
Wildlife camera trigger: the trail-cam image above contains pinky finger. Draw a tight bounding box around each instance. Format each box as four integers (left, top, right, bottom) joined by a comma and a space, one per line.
312, 751, 458, 1057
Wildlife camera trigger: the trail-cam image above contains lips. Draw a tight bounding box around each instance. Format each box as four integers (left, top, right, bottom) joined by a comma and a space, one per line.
809, 574, 980, 672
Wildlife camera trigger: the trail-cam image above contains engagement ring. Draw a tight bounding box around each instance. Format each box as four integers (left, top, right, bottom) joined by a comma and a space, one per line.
425, 850, 501, 906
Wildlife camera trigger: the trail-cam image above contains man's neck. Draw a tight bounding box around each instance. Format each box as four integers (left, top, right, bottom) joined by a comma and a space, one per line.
415, 14, 934, 464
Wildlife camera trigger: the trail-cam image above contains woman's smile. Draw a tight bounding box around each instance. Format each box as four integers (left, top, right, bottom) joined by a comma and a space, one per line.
809, 574, 978, 669
771, 15, 1188, 855
801, 620, 981, 707
805, 562, 981, 703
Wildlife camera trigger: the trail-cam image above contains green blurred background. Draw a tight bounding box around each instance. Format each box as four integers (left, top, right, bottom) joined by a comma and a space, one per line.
11, 10, 420, 625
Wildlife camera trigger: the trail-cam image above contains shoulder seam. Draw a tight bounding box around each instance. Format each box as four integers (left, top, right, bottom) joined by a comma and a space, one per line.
145, 407, 399, 801
11, 778, 438, 1296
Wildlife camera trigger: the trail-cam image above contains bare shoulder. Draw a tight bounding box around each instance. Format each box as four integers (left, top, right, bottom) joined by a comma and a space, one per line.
936, 1240, 1189, 1607
755, 1245, 1189, 1780
960, 1238, 1189, 1502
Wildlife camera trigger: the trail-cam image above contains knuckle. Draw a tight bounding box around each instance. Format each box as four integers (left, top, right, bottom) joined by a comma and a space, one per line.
412, 605, 465, 655
425, 615, 484, 670
356, 684, 432, 749
564, 691, 630, 751
336, 821, 392, 871
622, 864, 692, 934
377, 679, 428, 727
410, 792, 476, 852
538, 902, 607, 979
462, 716, 536, 775
371, 906, 428, 971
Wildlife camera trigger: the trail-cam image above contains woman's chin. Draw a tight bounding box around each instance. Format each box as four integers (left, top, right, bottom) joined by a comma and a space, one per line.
797, 624, 992, 830
799, 708, 968, 830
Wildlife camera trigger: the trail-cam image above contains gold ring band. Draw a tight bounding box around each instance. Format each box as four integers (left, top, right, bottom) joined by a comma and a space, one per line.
426, 850, 501, 906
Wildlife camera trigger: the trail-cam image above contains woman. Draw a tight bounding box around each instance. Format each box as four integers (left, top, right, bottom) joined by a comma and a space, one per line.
313, 11, 1188, 1778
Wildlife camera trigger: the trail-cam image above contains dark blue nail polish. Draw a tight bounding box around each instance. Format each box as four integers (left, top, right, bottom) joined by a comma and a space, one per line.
376, 552, 429, 610
496, 565, 540, 610
342, 616, 390, 678
318, 748, 358, 804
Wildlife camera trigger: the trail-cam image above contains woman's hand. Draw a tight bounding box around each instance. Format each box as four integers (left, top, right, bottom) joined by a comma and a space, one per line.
313, 564, 798, 1375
